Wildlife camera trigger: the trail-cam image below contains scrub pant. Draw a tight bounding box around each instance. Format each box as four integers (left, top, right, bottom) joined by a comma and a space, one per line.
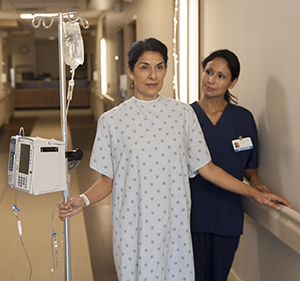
192, 232, 240, 281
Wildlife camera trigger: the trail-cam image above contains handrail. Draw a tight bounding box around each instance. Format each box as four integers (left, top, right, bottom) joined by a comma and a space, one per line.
279, 203, 300, 224
243, 197, 300, 255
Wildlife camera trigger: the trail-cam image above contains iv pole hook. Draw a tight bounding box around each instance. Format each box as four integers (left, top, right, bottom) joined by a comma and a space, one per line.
31, 18, 41, 28
43, 18, 54, 29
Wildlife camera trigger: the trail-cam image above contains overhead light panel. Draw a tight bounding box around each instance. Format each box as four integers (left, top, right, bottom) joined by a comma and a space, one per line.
20, 14, 34, 19
20, 13, 58, 19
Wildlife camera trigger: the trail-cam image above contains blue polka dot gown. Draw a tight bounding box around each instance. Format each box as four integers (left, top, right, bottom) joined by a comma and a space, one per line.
90, 96, 211, 281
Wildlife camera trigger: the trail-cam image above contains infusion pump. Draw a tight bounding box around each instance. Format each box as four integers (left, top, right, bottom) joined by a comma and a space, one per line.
8, 136, 67, 195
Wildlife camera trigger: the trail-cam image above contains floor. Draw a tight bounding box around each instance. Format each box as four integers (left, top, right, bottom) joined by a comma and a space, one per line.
68, 111, 118, 281
0, 108, 118, 281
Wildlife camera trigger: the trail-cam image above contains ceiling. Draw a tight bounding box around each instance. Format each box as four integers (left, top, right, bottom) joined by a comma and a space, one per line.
0, 0, 120, 32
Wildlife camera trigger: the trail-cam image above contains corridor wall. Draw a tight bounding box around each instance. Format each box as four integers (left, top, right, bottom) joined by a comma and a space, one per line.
0, 27, 12, 128
200, 0, 300, 280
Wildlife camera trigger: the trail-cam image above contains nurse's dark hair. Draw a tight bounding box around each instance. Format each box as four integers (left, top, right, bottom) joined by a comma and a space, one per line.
202, 49, 240, 104
127, 38, 168, 72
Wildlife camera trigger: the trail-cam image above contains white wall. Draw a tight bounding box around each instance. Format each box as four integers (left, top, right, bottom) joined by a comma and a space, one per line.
200, 0, 300, 280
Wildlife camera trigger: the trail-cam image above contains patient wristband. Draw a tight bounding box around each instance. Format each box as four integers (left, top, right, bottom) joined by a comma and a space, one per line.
79, 194, 90, 207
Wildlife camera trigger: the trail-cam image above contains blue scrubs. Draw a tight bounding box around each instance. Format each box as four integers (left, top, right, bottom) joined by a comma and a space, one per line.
190, 102, 258, 281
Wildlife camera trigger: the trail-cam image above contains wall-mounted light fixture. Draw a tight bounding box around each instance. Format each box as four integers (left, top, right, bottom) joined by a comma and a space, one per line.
100, 38, 107, 95
100, 38, 115, 102
173, 0, 199, 104
178, 0, 188, 104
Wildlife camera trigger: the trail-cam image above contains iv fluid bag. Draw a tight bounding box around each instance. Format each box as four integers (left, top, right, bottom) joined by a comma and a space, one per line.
62, 21, 84, 70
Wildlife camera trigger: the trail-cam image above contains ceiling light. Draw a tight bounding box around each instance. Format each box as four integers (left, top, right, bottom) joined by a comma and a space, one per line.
34, 13, 58, 18
20, 13, 58, 20
20, 14, 34, 19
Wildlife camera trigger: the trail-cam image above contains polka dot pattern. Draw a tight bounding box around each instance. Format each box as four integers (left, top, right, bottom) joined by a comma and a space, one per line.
90, 96, 211, 280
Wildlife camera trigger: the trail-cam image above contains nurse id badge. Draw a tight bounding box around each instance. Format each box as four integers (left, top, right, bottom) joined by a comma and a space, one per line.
232, 137, 253, 152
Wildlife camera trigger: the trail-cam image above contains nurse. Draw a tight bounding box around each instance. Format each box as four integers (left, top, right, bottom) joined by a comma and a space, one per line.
59, 39, 291, 281
190, 49, 273, 281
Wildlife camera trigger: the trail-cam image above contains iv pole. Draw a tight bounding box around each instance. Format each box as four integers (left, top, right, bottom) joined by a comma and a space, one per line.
32, 12, 89, 281
58, 13, 71, 281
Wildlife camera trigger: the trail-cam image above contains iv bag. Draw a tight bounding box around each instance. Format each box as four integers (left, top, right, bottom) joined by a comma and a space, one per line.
62, 21, 84, 70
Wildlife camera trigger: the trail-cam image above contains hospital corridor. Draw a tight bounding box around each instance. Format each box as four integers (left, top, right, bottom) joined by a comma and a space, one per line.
1, 0, 300, 281
0, 108, 118, 280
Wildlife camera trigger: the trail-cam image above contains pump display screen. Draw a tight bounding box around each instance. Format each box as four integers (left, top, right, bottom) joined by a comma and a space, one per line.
19, 144, 30, 175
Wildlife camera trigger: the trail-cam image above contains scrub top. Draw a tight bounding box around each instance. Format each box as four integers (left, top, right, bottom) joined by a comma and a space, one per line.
190, 102, 258, 236
90, 96, 211, 281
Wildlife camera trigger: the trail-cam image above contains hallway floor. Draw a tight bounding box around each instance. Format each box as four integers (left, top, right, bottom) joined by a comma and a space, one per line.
0, 108, 118, 281
68, 110, 118, 281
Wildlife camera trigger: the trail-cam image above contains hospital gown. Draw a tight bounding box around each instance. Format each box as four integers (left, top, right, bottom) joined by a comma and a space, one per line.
90, 95, 211, 281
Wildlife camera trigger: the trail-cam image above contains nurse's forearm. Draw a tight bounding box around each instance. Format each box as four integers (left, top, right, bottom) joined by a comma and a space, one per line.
244, 168, 271, 193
